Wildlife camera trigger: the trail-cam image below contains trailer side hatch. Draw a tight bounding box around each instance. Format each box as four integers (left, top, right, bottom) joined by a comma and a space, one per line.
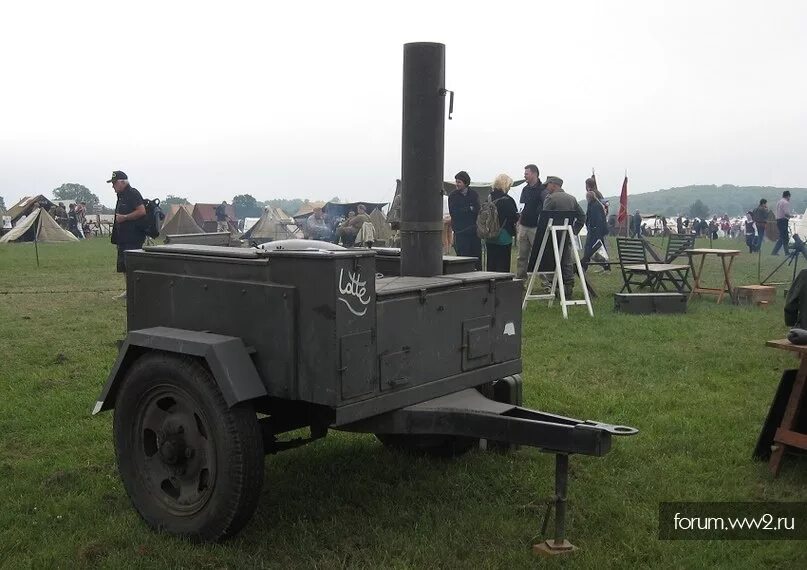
462, 316, 493, 370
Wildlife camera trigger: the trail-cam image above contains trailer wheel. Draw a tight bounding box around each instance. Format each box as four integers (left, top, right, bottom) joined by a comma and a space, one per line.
113, 353, 264, 542
375, 434, 477, 458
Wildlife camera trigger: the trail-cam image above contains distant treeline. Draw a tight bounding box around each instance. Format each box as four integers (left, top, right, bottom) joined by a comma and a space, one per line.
600, 185, 807, 218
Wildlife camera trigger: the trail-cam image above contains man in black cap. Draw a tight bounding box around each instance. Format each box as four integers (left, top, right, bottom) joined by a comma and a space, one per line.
447, 170, 481, 269
108, 170, 146, 299
543, 176, 585, 297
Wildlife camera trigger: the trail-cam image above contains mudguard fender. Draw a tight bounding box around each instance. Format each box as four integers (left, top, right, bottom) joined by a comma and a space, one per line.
92, 327, 267, 414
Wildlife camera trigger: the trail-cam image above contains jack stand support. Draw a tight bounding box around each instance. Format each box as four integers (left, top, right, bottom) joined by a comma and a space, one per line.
533, 453, 578, 556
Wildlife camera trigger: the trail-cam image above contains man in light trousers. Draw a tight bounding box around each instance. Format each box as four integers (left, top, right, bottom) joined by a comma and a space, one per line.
515, 163, 546, 285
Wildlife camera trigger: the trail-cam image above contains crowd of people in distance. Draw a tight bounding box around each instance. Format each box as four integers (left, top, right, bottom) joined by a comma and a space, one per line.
32, 168, 796, 304
622, 190, 797, 256
447, 169, 802, 298
51, 201, 91, 239
747, 191, 796, 256
303, 204, 375, 247
12, 199, 95, 239
448, 164, 604, 299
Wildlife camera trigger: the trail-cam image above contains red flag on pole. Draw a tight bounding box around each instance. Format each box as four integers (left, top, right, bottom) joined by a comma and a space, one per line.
617, 174, 629, 235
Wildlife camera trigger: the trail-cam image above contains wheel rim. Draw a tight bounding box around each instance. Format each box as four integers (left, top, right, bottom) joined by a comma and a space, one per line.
134, 384, 217, 516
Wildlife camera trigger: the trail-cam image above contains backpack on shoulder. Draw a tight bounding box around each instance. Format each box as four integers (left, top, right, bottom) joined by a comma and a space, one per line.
139, 198, 165, 238
476, 197, 503, 239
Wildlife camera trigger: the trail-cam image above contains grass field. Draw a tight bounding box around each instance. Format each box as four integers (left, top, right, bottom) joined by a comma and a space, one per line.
1, 236, 806, 569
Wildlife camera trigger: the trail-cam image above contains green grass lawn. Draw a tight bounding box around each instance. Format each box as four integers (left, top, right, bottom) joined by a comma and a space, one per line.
1, 237, 806, 569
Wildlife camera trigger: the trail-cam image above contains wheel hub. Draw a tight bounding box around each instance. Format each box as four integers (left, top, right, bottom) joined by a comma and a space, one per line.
159, 437, 187, 465
135, 387, 217, 515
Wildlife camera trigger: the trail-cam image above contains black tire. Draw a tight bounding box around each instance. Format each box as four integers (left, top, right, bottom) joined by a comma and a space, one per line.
113, 352, 264, 542
375, 433, 478, 458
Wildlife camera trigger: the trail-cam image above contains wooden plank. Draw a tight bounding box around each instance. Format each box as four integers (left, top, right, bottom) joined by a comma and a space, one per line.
623, 264, 689, 272
769, 355, 807, 476
773, 428, 807, 450
640, 237, 664, 262
766, 339, 807, 354
685, 248, 741, 255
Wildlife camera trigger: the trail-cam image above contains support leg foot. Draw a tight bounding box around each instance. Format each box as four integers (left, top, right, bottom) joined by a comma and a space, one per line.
533, 539, 578, 556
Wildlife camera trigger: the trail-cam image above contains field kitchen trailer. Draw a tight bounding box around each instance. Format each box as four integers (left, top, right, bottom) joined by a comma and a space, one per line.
94, 42, 637, 555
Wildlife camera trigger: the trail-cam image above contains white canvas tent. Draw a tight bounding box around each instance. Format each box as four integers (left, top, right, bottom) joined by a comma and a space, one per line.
161, 206, 203, 235
162, 204, 194, 226
243, 217, 260, 232
0, 207, 78, 243
6, 195, 55, 225
292, 201, 327, 221
792, 207, 807, 239
368, 207, 393, 243
240, 209, 298, 243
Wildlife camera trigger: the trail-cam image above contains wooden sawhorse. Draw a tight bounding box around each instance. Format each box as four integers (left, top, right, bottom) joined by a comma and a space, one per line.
765, 339, 807, 476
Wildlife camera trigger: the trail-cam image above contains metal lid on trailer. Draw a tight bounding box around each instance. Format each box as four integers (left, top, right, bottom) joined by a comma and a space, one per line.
375, 275, 460, 296
440, 271, 516, 283
376, 272, 516, 297
264, 249, 376, 259
442, 255, 478, 263
372, 247, 402, 256
142, 244, 267, 258
142, 244, 375, 260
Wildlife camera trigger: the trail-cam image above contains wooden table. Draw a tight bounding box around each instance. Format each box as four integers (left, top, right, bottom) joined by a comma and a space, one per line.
685, 248, 741, 304
765, 339, 807, 476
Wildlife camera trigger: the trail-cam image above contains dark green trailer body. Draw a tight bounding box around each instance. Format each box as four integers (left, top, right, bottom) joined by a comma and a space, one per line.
97, 244, 523, 427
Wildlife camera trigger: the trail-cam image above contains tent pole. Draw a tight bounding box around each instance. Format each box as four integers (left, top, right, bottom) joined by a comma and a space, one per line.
34, 212, 41, 268
757, 243, 762, 284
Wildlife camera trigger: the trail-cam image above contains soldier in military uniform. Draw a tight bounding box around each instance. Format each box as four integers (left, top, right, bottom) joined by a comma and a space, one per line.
542, 176, 585, 297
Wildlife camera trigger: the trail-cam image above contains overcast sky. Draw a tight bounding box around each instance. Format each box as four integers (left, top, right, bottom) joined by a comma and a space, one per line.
1, 0, 805, 209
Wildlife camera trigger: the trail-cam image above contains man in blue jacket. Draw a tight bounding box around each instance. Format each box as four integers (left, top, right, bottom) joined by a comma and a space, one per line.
448, 170, 481, 269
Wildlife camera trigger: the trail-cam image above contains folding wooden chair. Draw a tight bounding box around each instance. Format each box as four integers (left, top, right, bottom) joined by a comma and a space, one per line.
617, 238, 691, 293
665, 234, 695, 263
617, 238, 657, 292
659, 234, 694, 292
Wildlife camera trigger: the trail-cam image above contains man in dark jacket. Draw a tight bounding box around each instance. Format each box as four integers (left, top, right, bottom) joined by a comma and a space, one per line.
785, 269, 807, 328
67, 204, 80, 237
109, 170, 146, 300
447, 170, 481, 269
215, 201, 230, 232
631, 210, 642, 238
543, 176, 585, 297
580, 180, 610, 272
516, 164, 546, 280
752, 199, 769, 253
53, 202, 68, 229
